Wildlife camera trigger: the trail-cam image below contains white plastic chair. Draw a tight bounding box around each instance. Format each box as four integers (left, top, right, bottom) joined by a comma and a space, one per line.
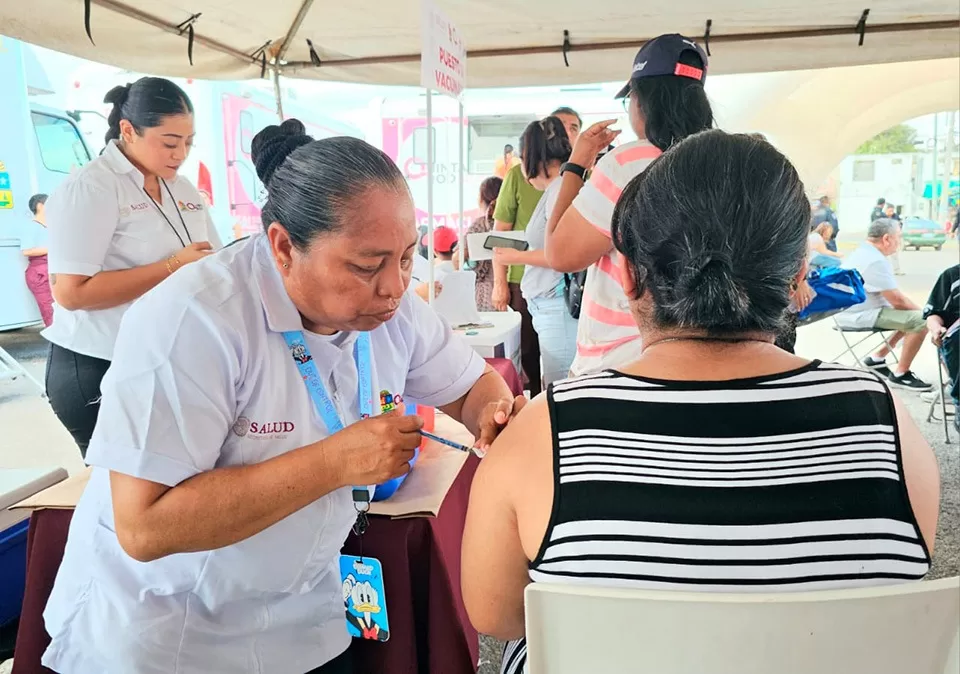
524, 577, 960, 674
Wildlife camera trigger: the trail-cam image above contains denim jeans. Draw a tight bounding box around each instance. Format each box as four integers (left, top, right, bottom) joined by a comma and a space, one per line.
810, 253, 841, 269
527, 294, 579, 388
942, 330, 959, 407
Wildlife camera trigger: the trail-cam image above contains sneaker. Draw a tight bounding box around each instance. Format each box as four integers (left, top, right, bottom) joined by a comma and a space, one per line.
887, 371, 934, 391
863, 357, 892, 377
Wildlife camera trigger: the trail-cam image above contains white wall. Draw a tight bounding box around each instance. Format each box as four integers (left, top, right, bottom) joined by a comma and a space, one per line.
725, 58, 960, 189
835, 153, 918, 233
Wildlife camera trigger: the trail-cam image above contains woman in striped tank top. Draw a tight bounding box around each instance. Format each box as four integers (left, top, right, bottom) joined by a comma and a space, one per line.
462, 131, 940, 674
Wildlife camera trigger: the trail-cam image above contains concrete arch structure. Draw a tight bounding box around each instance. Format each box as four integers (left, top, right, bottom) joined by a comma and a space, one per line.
715, 58, 960, 187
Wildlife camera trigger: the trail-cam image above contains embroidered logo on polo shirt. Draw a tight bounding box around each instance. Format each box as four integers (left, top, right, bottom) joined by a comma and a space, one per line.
379, 390, 404, 414
178, 200, 203, 212
232, 416, 295, 438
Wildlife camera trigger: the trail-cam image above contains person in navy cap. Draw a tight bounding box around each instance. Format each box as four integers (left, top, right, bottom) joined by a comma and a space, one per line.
544, 34, 714, 376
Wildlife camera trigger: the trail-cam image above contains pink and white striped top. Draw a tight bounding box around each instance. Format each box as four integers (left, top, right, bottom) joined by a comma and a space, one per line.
569, 140, 661, 376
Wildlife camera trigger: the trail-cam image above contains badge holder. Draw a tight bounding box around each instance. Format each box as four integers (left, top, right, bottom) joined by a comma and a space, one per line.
281, 331, 390, 642
340, 487, 390, 641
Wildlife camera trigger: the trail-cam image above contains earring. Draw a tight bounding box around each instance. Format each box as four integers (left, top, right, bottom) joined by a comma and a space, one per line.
282, 262, 290, 269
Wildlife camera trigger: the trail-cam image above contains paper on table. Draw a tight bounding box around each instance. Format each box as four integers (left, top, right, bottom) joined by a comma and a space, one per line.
369, 441, 469, 519
431, 270, 483, 327
12, 466, 92, 510
466, 230, 526, 262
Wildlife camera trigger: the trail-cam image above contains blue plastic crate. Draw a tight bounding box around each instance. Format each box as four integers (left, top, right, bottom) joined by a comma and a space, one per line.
0, 517, 30, 627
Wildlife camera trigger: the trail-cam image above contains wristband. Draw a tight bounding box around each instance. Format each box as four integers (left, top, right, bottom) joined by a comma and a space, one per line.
560, 162, 588, 181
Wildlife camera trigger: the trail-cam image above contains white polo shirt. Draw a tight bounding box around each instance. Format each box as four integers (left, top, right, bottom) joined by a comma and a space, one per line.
43, 140, 222, 361
42, 234, 485, 674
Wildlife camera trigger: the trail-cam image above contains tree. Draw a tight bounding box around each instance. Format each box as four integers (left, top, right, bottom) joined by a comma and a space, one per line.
855, 124, 919, 155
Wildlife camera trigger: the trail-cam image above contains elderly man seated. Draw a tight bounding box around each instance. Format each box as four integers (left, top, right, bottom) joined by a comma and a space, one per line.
837, 218, 931, 390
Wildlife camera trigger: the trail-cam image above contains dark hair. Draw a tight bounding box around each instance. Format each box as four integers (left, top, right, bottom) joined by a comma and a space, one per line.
521, 116, 571, 181
630, 51, 713, 151
103, 77, 193, 145
611, 130, 810, 334
877, 197, 886, 206
551, 106, 582, 125
503, 144, 514, 154
251, 118, 408, 248
28, 193, 48, 215
479, 176, 503, 219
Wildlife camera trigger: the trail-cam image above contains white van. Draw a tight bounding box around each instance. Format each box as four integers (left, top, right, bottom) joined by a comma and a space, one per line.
0, 37, 93, 331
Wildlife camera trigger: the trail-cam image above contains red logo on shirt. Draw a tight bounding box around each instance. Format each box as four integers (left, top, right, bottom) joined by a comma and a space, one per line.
178, 200, 204, 212
232, 416, 295, 437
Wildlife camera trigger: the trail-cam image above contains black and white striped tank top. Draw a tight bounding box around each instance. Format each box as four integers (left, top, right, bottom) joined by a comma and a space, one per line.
501, 361, 930, 674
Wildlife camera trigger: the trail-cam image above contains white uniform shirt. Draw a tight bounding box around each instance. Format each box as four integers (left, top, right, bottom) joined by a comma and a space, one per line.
43, 140, 222, 360
42, 234, 485, 674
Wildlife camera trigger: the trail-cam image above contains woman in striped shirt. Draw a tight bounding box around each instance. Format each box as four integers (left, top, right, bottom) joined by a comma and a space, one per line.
544, 33, 715, 375
462, 130, 940, 674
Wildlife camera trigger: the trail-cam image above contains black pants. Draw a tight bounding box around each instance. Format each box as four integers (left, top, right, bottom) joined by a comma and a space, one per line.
305, 648, 352, 674
508, 282, 542, 397
45, 343, 111, 458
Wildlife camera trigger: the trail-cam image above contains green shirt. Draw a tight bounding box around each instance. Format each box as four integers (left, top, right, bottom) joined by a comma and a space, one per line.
492, 164, 544, 284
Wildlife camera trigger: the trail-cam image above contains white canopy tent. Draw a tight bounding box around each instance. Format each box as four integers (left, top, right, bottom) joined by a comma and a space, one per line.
1, 1, 958, 86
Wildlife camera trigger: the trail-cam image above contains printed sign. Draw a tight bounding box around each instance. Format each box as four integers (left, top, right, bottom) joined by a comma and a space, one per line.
420, 0, 466, 99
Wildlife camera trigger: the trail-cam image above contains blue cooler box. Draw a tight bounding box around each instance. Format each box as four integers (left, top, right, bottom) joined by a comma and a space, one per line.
0, 467, 68, 626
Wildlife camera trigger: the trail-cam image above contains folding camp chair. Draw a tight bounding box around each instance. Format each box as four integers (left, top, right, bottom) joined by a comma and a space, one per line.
830, 316, 900, 371
926, 353, 954, 444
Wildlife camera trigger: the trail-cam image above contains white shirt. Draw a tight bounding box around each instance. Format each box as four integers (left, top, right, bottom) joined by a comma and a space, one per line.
836, 242, 897, 329
433, 259, 456, 282
43, 140, 222, 360
20, 219, 49, 252
42, 234, 485, 674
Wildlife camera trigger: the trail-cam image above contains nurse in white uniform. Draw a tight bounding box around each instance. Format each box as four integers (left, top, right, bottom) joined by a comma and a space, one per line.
42, 119, 525, 674
43, 77, 220, 457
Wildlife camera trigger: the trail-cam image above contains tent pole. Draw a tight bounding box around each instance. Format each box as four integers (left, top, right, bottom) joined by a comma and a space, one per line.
458, 99, 465, 269
283, 19, 960, 70
277, 0, 316, 62
272, 68, 285, 121
427, 89, 435, 305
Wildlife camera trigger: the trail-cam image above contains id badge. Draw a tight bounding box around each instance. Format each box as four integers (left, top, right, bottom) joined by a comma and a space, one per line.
340, 555, 390, 642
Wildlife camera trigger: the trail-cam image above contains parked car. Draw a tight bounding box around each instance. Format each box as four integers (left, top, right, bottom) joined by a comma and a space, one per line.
902, 217, 947, 251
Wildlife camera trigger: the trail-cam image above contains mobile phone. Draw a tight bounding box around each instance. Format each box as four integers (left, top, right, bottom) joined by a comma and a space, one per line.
484, 235, 529, 251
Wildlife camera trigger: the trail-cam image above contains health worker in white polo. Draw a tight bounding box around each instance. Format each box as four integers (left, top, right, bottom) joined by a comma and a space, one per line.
42, 120, 525, 674
43, 77, 220, 458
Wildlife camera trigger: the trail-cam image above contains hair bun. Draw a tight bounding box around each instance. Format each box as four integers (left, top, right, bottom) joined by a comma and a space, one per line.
251, 118, 313, 187
103, 83, 132, 107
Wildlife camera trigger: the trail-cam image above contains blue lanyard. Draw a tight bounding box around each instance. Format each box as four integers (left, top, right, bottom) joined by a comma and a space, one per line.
282, 330, 375, 516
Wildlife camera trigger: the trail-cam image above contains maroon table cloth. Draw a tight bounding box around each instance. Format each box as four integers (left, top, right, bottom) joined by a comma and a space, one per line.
483, 357, 523, 398
13, 455, 480, 674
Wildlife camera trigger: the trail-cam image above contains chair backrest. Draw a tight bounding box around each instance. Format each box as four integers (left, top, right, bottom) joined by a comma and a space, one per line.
524, 577, 960, 674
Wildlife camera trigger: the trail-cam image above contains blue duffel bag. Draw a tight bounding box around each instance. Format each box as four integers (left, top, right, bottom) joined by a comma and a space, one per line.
798, 267, 866, 321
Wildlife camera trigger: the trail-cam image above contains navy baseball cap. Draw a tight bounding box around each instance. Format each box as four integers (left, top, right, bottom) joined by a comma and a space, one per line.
615, 34, 708, 99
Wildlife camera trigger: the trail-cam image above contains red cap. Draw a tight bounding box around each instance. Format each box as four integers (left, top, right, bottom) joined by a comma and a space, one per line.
422, 227, 459, 254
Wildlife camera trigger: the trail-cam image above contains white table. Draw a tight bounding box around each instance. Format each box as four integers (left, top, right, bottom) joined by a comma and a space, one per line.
454, 311, 522, 375
0, 467, 68, 531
